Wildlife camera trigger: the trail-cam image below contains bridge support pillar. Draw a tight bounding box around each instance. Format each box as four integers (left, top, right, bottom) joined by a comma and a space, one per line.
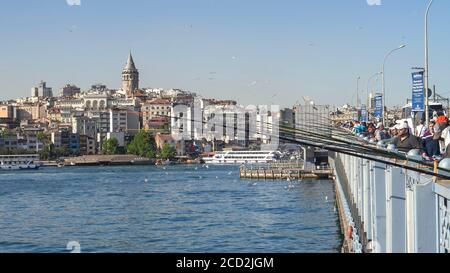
386, 166, 406, 253
370, 162, 387, 253
406, 172, 437, 253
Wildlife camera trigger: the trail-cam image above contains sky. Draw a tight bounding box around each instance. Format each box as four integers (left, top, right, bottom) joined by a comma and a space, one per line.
0, 0, 449, 108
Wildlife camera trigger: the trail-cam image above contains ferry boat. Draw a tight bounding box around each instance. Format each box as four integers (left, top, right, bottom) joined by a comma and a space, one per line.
0, 155, 40, 171
202, 151, 280, 165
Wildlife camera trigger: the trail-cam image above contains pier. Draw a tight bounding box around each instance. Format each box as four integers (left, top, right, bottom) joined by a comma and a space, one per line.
63, 155, 155, 166
239, 162, 333, 180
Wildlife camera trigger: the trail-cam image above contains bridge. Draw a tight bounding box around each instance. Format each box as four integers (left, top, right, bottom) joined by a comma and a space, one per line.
330, 150, 450, 253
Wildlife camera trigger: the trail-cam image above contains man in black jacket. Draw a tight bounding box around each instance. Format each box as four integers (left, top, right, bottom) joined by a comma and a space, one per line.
392, 122, 422, 153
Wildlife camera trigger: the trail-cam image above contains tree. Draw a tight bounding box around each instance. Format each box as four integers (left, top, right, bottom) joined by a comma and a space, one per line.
127, 130, 156, 158
54, 147, 70, 158
102, 138, 119, 155
1, 128, 12, 138
159, 143, 176, 160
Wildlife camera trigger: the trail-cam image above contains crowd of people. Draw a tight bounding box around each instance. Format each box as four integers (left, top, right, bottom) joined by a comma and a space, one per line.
342, 115, 450, 161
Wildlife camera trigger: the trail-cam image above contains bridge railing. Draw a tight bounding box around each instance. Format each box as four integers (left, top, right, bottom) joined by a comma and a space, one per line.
331, 151, 450, 253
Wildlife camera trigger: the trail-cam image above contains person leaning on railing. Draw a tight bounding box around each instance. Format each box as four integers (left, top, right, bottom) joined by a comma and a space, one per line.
391, 122, 422, 153
422, 120, 438, 158
438, 116, 450, 158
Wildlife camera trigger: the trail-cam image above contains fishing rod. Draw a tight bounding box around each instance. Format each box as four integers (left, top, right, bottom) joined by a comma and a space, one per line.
173, 115, 448, 175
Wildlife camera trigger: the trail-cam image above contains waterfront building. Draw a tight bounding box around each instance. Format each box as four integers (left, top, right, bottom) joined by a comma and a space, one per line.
0, 134, 19, 151
155, 133, 185, 156
294, 103, 332, 138
122, 53, 139, 97
22, 127, 45, 152
79, 135, 96, 155
280, 108, 296, 142
256, 107, 280, 149
51, 129, 70, 149
72, 116, 97, 138
86, 111, 110, 133
69, 133, 80, 154
144, 116, 170, 133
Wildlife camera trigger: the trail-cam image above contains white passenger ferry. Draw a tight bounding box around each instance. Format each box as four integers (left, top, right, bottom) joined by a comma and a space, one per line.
202, 151, 279, 165
0, 155, 40, 170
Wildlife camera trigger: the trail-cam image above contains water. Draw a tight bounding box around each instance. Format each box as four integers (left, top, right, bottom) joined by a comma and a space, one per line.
0, 165, 341, 253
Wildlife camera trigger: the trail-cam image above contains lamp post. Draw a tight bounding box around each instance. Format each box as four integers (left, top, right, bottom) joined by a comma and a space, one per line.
381, 45, 406, 126
424, 0, 434, 126
367, 72, 382, 108
356, 76, 361, 108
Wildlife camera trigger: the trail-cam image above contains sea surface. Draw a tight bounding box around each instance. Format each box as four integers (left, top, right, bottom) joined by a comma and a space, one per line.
0, 165, 341, 253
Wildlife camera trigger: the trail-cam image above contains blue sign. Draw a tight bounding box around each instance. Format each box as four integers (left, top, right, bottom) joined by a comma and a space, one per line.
360, 105, 367, 122
374, 95, 383, 119
412, 71, 425, 112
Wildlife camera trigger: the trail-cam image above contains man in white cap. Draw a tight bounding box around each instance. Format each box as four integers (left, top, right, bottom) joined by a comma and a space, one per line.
392, 122, 422, 153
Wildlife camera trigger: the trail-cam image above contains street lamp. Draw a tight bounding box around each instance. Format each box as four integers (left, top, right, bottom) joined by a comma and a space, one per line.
381, 44, 406, 125
424, 0, 434, 126
356, 76, 361, 108
367, 72, 382, 108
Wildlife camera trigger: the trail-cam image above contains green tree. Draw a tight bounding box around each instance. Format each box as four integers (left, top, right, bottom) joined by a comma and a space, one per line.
102, 138, 119, 155
39, 145, 52, 160
159, 143, 176, 160
54, 147, 70, 158
1, 128, 12, 138
127, 130, 156, 158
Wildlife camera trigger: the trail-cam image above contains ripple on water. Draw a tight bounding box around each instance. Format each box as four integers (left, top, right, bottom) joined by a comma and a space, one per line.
0, 166, 341, 253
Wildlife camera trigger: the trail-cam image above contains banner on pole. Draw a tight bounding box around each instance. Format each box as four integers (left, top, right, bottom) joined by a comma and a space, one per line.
412, 71, 425, 112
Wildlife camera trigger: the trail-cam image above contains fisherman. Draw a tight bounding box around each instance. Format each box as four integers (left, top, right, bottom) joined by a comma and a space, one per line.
415, 120, 426, 138
391, 122, 422, 153
374, 122, 387, 141
434, 115, 449, 155
423, 120, 438, 158
352, 121, 366, 134
388, 123, 399, 138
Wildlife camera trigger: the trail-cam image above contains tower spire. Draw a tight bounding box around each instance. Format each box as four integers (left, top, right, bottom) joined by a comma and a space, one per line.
124, 51, 137, 71
122, 51, 139, 97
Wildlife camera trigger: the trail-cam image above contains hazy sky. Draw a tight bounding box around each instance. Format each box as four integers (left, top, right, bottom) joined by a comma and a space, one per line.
1, 0, 449, 108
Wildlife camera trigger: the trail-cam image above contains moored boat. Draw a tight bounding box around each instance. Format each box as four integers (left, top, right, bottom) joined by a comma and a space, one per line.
202, 151, 280, 165
0, 155, 40, 171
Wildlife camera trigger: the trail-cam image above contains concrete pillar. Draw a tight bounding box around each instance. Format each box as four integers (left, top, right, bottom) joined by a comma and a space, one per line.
405, 173, 437, 253
363, 160, 371, 241
385, 167, 407, 253
371, 162, 387, 253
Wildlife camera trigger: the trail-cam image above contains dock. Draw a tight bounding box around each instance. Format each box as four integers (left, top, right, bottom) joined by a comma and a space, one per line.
239, 162, 333, 180
64, 155, 155, 166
